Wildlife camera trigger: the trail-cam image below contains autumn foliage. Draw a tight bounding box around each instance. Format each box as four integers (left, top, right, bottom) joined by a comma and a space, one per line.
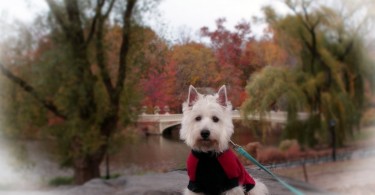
1, 0, 373, 186
138, 18, 282, 111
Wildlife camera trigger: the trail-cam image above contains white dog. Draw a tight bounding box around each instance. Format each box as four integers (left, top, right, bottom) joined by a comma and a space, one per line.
180, 85, 269, 195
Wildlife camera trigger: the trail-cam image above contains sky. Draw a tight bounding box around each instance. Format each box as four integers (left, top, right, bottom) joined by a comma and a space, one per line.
149, 0, 289, 42
0, 0, 374, 42
0, 0, 47, 22
0, 0, 290, 43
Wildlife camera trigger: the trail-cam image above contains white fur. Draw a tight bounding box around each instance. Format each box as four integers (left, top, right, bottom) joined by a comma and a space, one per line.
223, 186, 246, 195
180, 91, 233, 153
183, 188, 204, 195
183, 182, 269, 195
248, 179, 269, 195
180, 85, 269, 195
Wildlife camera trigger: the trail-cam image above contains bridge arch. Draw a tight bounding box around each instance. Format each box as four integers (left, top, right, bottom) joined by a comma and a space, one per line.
137, 111, 308, 135
161, 122, 181, 136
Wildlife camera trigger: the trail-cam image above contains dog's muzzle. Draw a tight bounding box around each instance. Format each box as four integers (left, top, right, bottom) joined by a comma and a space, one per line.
200, 129, 210, 139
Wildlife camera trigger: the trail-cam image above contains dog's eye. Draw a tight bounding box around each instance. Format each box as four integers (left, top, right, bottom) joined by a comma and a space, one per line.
195, 116, 202, 121
212, 116, 219, 123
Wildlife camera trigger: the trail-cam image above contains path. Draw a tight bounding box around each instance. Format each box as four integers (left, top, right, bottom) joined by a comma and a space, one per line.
0, 169, 325, 195
274, 126, 375, 194
274, 155, 375, 194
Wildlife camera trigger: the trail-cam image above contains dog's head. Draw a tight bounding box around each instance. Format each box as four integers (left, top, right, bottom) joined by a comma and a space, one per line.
180, 85, 234, 153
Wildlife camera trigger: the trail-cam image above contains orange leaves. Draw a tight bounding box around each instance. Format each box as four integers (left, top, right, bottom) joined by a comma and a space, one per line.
98, 16, 299, 113
137, 18, 292, 111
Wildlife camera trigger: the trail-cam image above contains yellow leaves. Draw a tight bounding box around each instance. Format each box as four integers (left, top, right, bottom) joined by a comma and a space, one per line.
241, 0, 373, 147
243, 66, 303, 115
171, 43, 218, 87
318, 47, 346, 90
302, 72, 324, 98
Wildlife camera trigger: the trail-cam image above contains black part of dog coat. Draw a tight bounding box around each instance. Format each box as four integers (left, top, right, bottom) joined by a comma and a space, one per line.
187, 149, 255, 194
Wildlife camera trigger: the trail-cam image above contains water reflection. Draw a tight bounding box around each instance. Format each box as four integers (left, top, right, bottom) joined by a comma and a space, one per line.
0, 123, 283, 181
109, 123, 280, 173
111, 130, 190, 173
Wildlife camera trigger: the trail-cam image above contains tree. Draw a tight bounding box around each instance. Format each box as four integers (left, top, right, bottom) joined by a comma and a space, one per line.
130, 27, 177, 112
0, 0, 142, 184
242, 0, 375, 147
241, 31, 288, 69
200, 18, 270, 107
169, 42, 220, 110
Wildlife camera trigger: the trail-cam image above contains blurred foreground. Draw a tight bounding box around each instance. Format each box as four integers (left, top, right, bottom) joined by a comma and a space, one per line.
277, 156, 375, 194
0, 167, 325, 195
0, 126, 374, 194
275, 126, 375, 194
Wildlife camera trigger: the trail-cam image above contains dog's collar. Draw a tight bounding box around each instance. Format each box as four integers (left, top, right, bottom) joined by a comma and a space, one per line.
191, 149, 229, 158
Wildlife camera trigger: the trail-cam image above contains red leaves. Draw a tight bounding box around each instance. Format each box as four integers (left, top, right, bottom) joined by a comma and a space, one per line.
138, 18, 290, 112
200, 18, 252, 67
140, 64, 177, 111
199, 18, 254, 107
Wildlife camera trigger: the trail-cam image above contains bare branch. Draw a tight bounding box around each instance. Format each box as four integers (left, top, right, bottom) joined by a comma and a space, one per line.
0, 63, 67, 120
85, 0, 106, 47
115, 0, 137, 100
338, 40, 354, 61
103, 0, 116, 19
85, 14, 99, 47
64, 0, 86, 44
95, 16, 115, 95
85, 0, 115, 47
45, 0, 70, 34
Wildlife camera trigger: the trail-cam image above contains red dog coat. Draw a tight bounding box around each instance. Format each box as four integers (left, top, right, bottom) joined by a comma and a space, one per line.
187, 149, 256, 194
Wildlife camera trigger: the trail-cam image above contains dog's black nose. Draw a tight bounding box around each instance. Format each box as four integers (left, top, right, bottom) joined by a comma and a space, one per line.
200, 129, 210, 139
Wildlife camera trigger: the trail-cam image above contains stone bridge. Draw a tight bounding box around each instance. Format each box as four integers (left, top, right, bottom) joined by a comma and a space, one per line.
137, 111, 308, 135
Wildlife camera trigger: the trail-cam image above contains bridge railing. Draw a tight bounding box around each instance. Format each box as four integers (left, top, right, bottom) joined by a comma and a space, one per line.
138, 110, 309, 123
138, 113, 183, 122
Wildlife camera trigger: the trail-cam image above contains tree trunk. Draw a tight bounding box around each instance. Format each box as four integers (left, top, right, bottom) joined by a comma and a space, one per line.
70, 113, 118, 184
42, 0, 136, 185
73, 155, 103, 184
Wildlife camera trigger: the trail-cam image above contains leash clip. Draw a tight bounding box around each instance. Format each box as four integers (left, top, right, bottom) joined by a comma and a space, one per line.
229, 140, 241, 149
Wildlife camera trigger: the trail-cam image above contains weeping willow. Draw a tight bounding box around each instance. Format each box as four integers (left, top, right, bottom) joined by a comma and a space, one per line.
242, 2, 374, 147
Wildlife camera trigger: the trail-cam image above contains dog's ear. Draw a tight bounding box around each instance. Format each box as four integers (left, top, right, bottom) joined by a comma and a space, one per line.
187, 85, 199, 106
217, 85, 228, 106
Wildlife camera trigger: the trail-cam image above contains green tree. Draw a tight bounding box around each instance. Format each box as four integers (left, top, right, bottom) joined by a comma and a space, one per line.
0, 0, 150, 184
242, 0, 375, 147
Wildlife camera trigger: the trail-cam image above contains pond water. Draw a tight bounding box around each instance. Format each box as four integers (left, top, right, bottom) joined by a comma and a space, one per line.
109, 123, 283, 174
0, 122, 283, 184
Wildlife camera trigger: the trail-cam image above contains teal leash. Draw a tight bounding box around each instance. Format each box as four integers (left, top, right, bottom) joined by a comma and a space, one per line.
230, 140, 304, 195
